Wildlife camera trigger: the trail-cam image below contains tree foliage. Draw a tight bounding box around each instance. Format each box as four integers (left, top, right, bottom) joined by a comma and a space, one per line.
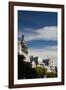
46, 72, 57, 78
34, 66, 47, 78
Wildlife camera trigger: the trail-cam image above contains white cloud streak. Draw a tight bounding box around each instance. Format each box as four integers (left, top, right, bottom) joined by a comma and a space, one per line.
18, 26, 57, 41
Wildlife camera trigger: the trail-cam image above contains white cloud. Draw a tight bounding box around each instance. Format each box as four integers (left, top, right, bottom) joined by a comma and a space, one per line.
28, 46, 57, 59
44, 46, 57, 51
18, 26, 57, 41
35, 26, 57, 41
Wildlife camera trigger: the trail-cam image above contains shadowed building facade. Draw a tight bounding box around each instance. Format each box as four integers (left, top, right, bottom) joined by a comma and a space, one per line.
18, 35, 37, 79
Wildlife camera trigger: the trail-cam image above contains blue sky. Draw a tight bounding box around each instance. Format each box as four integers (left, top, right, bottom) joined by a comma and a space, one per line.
18, 10, 57, 58
18, 10, 57, 30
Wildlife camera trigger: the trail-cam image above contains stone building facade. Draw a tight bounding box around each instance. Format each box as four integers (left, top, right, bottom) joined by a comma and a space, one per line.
18, 35, 29, 62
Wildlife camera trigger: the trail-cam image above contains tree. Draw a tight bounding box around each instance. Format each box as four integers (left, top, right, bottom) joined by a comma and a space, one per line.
34, 66, 47, 78
46, 72, 57, 78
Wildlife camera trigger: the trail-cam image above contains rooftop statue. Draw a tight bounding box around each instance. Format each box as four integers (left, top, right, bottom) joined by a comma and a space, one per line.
21, 35, 24, 41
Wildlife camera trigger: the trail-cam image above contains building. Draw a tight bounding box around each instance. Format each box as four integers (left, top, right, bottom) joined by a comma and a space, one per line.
31, 60, 36, 68
42, 58, 50, 66
29, 56, 38, 68
18, 35, 30, 62
49, 57, 57, 67
49, 57, 57, 72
